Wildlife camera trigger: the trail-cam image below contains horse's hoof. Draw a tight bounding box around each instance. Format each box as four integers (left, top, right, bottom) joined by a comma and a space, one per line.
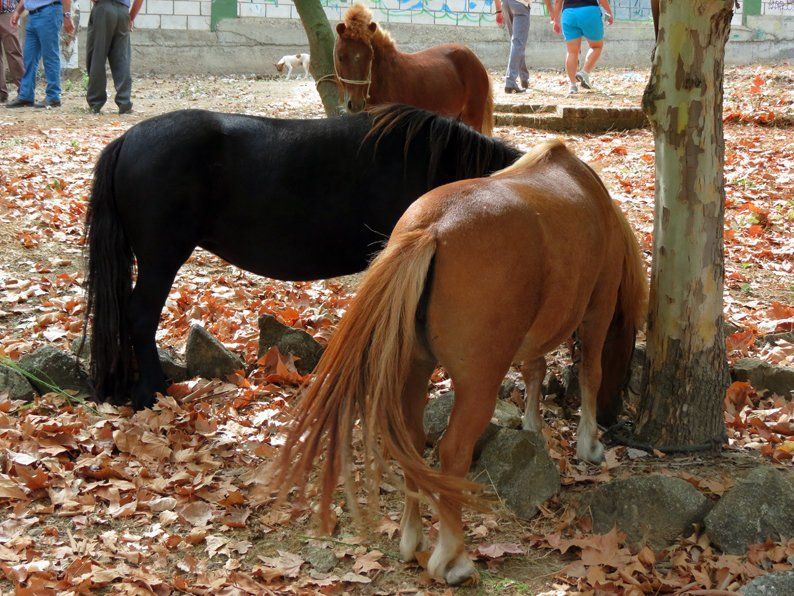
445, 553, 477, 585
577, 439, 605, 464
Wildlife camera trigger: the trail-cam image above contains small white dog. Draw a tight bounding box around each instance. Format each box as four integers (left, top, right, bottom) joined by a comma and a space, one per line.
275, 53, 311, 80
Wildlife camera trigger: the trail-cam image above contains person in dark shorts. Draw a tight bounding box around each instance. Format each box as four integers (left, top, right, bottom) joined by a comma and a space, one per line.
550, 0, 613, 94
86, 0, 142, 114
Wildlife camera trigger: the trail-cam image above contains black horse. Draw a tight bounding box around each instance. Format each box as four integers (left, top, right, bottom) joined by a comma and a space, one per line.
84, 104, 522, 409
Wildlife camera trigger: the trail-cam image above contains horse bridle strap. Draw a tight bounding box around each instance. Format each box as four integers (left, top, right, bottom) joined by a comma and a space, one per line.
333, 45, 373, 99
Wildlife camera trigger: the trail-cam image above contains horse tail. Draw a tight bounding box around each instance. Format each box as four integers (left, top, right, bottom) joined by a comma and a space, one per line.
595, 200, 649, 425
274, 226, 482, 532
80, 136, 134, 403
481, 77, 494, 136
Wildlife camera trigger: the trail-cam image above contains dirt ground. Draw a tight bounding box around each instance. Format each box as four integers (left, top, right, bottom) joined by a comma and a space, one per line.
0, 65, 792, 594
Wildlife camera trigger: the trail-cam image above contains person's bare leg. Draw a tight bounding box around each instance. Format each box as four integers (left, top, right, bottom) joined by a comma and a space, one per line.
583, 40, 603, 73
565, 39, 582, 84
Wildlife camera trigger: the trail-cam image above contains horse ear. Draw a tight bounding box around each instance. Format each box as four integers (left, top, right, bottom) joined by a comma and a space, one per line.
336, 22, 346, 35
368, 22, 377, 33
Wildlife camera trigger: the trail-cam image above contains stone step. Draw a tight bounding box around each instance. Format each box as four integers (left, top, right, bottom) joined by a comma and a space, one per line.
494, 102, 557, 114
494, 105, 649, 133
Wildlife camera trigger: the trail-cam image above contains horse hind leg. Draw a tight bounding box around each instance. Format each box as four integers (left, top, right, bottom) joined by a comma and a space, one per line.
427, 370, 504, 585
520, 356, 546, 432
398, 354, 436, 562
127, 262, 183, 409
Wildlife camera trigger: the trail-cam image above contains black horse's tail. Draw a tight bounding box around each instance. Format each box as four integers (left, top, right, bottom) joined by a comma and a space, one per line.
80, 136, 134, 403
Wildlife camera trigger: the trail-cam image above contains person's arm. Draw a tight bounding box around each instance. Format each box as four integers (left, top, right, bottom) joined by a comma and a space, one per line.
599, 0, 614, 25
494, 0, 504, 27
130, 0, 143, 28
10, 0, 24, 28
551, 0, 563, 34
62, 0, 75, 34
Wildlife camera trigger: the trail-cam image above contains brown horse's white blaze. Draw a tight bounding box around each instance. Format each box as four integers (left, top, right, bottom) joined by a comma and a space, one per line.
335, 4, 494, 135
274, 140, 647, 585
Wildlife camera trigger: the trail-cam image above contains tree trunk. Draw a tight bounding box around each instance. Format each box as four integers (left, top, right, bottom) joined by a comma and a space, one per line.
635, 0, 733, 450
294, 0, 342, 117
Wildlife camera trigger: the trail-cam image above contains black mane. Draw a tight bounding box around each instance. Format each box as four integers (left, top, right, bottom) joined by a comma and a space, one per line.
365, 104, 523, 185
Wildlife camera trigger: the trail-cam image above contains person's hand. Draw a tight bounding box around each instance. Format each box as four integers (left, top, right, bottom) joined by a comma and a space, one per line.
605, 13, 614, 25
63, 14, 75, 34
130, 15, 135, 30
496, 11, 503, 27
552, 19, 562, 35
10, 12, 19, 28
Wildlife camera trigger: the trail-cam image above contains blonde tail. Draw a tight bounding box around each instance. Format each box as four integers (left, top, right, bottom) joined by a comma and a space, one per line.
273, 227, 481, 532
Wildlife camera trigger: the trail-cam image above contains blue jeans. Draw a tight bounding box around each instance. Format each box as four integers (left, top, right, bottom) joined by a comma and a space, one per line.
18, 3, 63, 103
505, 0, 530, 89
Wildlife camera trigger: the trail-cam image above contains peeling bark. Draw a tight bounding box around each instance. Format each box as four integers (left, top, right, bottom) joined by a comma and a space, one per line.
294, 0, 342, 117
636, 0, 733, 449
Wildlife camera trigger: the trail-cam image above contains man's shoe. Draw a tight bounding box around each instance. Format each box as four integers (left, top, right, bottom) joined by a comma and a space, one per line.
118, 105, 132, 115
0, 96, 7, 104
520, 79, 529, 90
505, 86, 525, 94
35, 99, 61, 108
5, 98, 34, 108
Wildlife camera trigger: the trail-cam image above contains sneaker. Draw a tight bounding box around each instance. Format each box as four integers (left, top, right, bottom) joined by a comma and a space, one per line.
576, 70, 592, 90
568, 83, 578, 95
34, 99, 61, 108
505, 86, 525, 94
5, 98, 34, 108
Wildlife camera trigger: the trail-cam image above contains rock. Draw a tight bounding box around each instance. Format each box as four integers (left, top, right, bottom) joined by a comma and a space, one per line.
70, 336, 90, 359
544, 373, 564, 397
258, 314, 324, 375
472, 428, 560, 520
498, 371, 525, 401
185, 325, 244, 380
759, 331, 794, 346
741, 571, 794, 595
583, 475, 711, 550
302, 545, 337, 574
158, 348, 189, 383
731, 359, 793, 398
18, 346, 91, 397
423, 392, 454, 446
563, 364, 580, 400
705, 467, 794, 554
0, 365, 36, 401
491, 399, 522, 429
423, 393, 522, 447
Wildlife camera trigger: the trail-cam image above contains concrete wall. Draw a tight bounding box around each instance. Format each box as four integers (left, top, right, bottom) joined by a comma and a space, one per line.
107, 15, 793, 76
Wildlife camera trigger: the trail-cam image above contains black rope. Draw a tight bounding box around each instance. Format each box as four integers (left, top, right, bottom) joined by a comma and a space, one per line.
601, 420, 725, 455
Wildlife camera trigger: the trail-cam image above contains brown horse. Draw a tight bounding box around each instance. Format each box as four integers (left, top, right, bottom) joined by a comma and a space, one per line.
274, 140, 647, 584
334, 4, 494, 135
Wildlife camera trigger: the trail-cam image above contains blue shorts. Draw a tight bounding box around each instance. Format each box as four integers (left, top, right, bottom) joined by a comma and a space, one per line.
561, 5, 604, 42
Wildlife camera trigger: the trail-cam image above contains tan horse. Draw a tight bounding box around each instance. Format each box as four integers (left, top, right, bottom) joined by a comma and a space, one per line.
274, 140, 647, 584
334, 4, 494, 135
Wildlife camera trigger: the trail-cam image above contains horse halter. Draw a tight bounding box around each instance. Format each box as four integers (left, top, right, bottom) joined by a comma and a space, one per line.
333, 43, 373, 100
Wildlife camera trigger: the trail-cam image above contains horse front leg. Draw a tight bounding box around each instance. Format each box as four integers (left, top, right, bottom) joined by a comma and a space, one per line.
520, 356, 546, 432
